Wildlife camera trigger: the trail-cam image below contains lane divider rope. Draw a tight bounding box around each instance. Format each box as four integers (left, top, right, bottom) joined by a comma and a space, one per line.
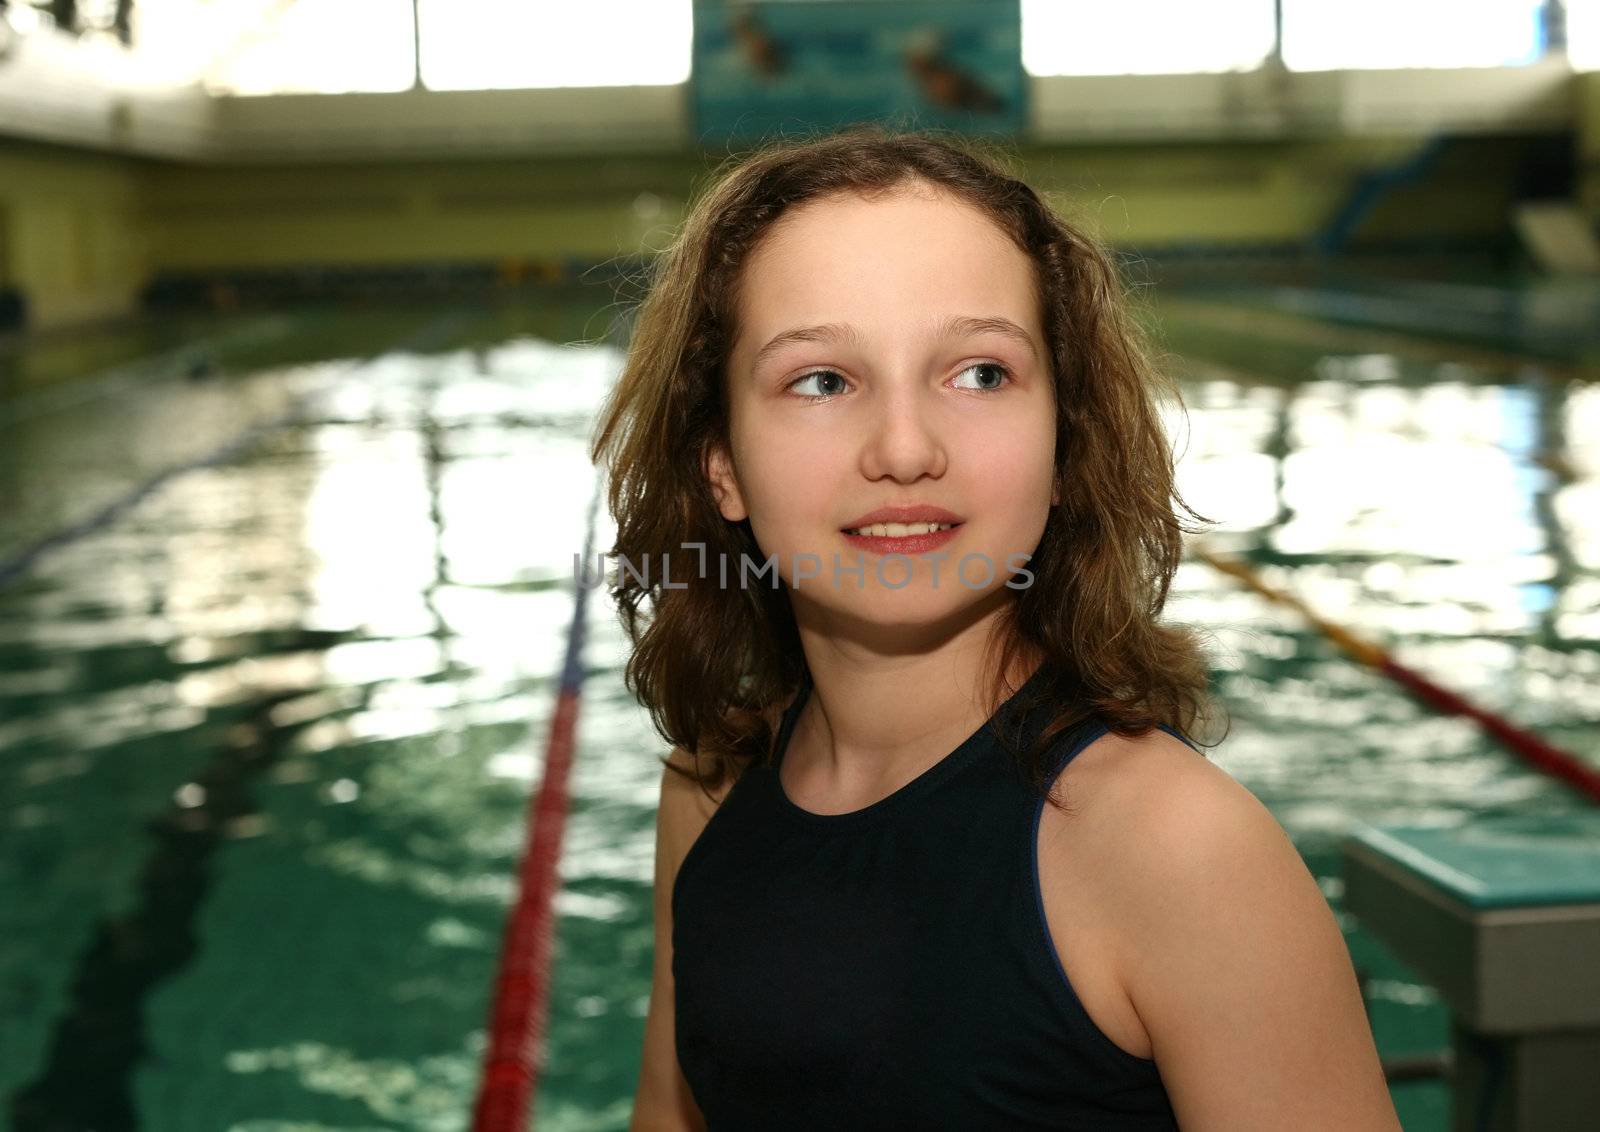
471, 308, 635, 1131
1193, 542, 1600, 805
0, 312, 301, 430
0, 313, 468, 591
471, 472, 603, 1132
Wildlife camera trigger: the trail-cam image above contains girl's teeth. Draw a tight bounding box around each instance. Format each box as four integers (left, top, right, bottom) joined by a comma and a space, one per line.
847, 522, 954, 537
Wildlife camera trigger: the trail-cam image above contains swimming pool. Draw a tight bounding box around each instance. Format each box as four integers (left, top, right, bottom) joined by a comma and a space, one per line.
2, 276, 1596, 1130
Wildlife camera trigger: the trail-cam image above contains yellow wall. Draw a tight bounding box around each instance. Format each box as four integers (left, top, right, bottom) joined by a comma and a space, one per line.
0, 131, 1549, 333
1578, 72, 1600, 222
0, 141, 149, 329
138, 152, 695, 271
138, 137, 1519, 267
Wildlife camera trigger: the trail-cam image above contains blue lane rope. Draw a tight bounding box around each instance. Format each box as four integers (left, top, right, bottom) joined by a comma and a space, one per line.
0, 313, 301, 430
0, 312, 471, 592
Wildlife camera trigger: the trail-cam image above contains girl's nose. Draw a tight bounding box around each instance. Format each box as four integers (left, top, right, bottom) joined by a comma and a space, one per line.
858, 381, 948, 484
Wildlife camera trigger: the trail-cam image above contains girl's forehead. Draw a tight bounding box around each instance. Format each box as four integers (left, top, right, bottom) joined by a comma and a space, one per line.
755, 185, 1009, 256
732, 194, 1039, 354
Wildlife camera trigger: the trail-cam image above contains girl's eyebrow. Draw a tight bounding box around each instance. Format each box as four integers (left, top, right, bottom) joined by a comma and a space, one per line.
750, 315, 1039, 371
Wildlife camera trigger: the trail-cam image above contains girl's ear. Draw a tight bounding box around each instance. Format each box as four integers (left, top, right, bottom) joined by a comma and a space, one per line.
703, 440, 749, 523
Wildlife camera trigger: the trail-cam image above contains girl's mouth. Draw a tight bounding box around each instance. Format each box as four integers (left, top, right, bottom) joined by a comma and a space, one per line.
839, 521, 963, 554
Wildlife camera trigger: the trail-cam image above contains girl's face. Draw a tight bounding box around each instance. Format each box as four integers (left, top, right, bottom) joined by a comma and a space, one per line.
707, 180, 1058, 630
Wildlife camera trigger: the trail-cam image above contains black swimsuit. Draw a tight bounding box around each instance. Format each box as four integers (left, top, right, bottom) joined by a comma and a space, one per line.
672, 664, 1191, 1129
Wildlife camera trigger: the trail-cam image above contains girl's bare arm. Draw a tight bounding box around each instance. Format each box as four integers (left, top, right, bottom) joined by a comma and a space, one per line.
1104, 743, 1402, 1132
629, 753, 723, 1132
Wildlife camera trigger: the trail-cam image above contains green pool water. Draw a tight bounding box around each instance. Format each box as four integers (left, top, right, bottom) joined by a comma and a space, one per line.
2, 276, 1597, 1131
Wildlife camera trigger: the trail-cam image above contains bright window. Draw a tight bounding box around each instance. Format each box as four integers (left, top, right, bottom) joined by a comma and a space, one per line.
1021, 0, 1276, 75
1282, 0, 1547, 70
417, 0, 692, 91
1570, 0, 1600, 70
74, 0, 1589, 95
206, 0, 415, 95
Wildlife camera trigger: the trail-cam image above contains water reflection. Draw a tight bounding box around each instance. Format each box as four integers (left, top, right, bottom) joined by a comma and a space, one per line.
1, 290, 1597, 1130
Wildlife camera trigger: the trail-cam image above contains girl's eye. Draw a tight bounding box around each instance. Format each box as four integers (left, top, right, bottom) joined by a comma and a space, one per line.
787, 362, 1013, 401
786, 370, 849, 400
952, 361, 1013, 392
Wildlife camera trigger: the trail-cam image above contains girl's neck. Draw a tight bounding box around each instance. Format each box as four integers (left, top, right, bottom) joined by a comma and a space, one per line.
786, 615, 1042, 804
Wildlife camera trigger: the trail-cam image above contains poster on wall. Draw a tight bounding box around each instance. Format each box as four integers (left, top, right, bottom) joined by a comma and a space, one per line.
690, 0, 1025, 147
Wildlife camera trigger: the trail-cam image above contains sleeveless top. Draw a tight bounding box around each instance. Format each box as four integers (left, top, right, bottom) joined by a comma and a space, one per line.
672, 664, 1197, 1130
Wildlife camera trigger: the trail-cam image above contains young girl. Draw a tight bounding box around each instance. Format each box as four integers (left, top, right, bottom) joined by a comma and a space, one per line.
591, 127, 1400, 1131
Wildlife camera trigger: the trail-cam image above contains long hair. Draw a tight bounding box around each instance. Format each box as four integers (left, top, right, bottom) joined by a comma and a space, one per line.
588, 124, 1224, 813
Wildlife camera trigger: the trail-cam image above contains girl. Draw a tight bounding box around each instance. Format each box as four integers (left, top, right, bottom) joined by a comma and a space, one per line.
591, 127, 1400, 1131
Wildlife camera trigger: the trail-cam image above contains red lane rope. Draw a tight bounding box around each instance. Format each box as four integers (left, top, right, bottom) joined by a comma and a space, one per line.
1379, 656, 1600, 801
472, 482, 601, 1131
1194, 543, 1600, 806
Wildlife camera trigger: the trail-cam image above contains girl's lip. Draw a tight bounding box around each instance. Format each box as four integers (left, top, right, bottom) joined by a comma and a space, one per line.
839, 523, 962, 554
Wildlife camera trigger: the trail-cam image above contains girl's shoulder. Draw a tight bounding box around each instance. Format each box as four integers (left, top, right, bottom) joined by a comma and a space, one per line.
1036, 725, 1230, 1061
661, 689, 793, 804
661, 746, 738, 814
1062, 731, 1396, 1127
1044, 721, 1218, 834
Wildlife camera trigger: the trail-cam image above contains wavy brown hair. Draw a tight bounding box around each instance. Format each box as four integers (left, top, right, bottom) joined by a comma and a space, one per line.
589, 124, 1224, 814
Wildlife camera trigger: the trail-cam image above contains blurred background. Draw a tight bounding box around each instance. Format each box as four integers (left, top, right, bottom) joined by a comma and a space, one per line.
1, 2, 1599, 1130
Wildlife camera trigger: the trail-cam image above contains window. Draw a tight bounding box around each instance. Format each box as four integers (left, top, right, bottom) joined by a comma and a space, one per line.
205, 0, 415, 96
1282, 0, 1547, 70
1569, 0, 1600, 70
1021, 0, 1275, 76
417, 0, 692, 91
